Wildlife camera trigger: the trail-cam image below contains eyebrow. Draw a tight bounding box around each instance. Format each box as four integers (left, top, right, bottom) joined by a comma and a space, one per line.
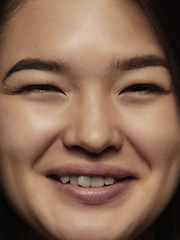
4, 55, 169, 80
112, 55, 169, 71
4, 58, 70, 80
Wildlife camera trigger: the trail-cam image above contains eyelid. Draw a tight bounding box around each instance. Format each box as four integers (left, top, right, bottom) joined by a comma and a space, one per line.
3, 69, 68, 88
3, 74, 66, 93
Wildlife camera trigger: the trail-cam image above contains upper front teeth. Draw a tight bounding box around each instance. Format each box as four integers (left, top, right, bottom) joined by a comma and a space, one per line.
60, 176, 115, 188
78, 176, 92, 187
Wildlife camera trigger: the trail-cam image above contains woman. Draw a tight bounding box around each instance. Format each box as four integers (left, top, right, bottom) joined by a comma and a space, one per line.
0, 0, 180, 239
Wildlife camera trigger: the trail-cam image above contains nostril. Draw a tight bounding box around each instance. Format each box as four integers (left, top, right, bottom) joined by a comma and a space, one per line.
62, 123, 123, 152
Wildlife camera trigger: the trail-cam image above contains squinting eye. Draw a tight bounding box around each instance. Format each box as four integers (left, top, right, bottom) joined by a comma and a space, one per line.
17, 84, 61, 93
121, 84, 165, 94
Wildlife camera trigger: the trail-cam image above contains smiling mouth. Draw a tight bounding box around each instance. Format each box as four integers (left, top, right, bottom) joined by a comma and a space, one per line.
46, 164, 136, 204
47, 174, 134, 188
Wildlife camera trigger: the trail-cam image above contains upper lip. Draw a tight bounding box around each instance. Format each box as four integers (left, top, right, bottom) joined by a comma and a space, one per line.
46, 163, 138, 179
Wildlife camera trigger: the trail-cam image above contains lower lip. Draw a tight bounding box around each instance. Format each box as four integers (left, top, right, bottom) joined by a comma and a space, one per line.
48, 178, 133, 205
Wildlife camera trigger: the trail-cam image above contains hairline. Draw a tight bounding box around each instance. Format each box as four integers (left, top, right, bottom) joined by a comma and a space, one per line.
0, 0, 27, 47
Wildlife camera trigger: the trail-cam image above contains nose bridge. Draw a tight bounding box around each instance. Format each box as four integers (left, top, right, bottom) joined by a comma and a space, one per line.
63, 88, 122, 153
79, 90, 109, 142
77, 90, 112, 152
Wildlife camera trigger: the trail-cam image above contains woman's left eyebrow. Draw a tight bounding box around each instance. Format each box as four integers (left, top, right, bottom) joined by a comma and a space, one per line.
3, 58, 70, 80
112, 55, 169, 71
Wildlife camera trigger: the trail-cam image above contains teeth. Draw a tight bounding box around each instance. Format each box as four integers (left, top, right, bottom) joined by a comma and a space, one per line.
78, 176, 91, 187
60, 176, 116, 188
104, 177, 115, 185
91, 177, 104, 188
60, 176, 70, 183
70, 176, 78, 186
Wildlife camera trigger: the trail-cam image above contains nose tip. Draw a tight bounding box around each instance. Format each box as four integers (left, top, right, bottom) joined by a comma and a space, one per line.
62, 117, 123, 154
79, 131, 115, 153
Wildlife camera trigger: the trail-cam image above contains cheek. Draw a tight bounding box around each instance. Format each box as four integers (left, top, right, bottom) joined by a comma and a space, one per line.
0, 99, 66, 185
0, 100, 64, 216
121, 98, 180, 186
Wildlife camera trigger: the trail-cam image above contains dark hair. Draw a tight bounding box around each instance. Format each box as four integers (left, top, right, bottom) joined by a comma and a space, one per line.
0, 0, 24, 45
0, 192, 17, 240
0, 0, 180, 239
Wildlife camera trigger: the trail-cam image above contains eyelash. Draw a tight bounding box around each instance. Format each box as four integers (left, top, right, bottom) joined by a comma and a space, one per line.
120, 83, 166, 94
16, 84, 61, 93
14, 83, 166, 95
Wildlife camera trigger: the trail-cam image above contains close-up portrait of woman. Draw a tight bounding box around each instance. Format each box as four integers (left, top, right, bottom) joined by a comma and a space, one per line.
0, 0, 180, 239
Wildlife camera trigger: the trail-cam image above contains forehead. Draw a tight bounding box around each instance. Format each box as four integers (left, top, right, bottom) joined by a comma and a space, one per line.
0, 0, 166, 74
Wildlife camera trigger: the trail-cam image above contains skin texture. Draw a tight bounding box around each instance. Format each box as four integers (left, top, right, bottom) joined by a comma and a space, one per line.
0, 0, 180, 239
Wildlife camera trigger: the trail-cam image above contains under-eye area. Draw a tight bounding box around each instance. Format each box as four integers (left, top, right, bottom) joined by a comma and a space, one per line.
47, 175, 135, 188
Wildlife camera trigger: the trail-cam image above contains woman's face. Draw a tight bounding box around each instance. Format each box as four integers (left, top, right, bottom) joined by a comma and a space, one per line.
0, 0, 180, 239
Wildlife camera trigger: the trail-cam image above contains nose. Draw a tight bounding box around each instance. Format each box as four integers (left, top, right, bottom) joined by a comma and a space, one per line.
62, 93, 123, 154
